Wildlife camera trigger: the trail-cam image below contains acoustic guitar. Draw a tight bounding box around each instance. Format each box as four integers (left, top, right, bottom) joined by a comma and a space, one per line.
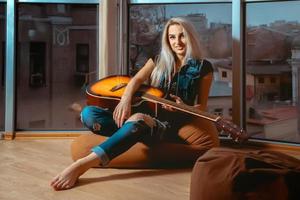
86, 75, 248, 143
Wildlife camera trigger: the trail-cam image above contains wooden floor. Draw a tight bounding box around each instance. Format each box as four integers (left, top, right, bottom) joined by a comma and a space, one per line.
0, 139, 192, 200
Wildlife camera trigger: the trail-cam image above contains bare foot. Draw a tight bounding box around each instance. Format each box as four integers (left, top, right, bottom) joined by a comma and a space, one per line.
50, 153, 100, 190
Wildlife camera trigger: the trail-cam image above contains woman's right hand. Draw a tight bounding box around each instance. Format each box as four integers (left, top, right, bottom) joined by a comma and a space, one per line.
113, 98, 132, 128
111, 58, 155, 127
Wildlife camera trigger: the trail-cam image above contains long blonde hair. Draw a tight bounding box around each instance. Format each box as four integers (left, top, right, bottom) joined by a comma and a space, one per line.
150, 17, 203, 87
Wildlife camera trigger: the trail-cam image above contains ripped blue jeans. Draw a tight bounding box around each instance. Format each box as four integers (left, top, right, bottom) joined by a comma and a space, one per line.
81, 106, 168, 166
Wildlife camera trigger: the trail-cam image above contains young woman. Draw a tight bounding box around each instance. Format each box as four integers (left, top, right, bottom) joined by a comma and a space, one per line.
51, 17, 217, 190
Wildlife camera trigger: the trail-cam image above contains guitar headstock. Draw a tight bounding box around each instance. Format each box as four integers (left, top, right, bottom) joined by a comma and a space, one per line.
215, 117, 249, 143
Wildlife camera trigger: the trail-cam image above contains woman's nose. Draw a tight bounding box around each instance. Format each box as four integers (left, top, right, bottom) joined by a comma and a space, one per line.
175, 37, 181, 44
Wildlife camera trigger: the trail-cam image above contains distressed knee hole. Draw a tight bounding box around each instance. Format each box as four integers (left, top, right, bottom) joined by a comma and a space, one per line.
126, 113, 155, 128
92, 123, 102, 131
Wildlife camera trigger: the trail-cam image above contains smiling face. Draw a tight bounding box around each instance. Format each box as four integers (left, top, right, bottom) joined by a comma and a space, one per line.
167, 24, 187, 59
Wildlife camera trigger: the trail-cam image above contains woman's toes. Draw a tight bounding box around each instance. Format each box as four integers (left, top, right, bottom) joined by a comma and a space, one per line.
50, 176, 59, 186
62, 182, 71, 190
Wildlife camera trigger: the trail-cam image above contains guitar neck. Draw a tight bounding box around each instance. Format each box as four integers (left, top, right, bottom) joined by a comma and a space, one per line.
141, 93, 219, 122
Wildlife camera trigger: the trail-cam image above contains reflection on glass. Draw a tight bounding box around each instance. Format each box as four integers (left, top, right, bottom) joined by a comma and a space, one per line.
246, 1, 300, 143
17, 4, 98, 130
129, 3, 232, 118
0, 4, 5, 130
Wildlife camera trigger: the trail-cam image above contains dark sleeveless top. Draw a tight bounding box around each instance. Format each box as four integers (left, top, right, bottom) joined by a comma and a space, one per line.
158, 58, 213, 106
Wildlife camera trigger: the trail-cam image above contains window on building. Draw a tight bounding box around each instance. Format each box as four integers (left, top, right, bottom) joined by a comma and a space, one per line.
76, 44, 89, 73
214, 108, 223, 116
222, 71, 227, 78
29, 42, 46, 87
258, 77, 264, 84
75, 43, 90, 86
270, 77, 276, 84
228, 108, 232, 116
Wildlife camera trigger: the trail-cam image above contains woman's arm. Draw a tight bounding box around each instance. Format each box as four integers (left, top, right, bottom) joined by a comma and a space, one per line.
113, 58, 155, 127
120, 58, 155, 102
194, 72, 213, 111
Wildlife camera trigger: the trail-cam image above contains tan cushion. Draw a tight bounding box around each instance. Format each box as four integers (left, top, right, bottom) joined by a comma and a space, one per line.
71, 118, 219, 168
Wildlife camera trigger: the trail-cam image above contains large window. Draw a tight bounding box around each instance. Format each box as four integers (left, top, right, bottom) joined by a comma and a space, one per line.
0, 4, 5, 130
16, 4, 98, 130
129, 3, 232, 117
246, 1, 300, 143
1, 0, 298, 145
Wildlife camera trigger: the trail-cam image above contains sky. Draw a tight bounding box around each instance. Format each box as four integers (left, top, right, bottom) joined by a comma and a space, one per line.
166, 4, 231, 25
165, 1, 300, 26
247, 1, 300, 26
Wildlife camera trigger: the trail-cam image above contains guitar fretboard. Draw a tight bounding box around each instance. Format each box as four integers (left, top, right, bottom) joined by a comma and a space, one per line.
142, 93, 219, 122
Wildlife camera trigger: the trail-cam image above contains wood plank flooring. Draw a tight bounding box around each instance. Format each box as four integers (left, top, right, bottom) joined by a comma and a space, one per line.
0, 139, 192, 200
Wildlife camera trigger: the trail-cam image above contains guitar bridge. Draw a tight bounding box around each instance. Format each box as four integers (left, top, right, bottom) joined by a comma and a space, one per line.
110, 83, 127, 92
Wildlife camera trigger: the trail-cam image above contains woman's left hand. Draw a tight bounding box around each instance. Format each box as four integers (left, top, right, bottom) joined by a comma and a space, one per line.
161, 94, 184, 112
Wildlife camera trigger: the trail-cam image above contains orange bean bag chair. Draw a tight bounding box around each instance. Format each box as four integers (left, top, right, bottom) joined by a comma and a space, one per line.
71, 74, 220, 168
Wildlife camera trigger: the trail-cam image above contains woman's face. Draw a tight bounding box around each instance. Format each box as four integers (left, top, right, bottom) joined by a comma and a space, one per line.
167, 24, 187, 58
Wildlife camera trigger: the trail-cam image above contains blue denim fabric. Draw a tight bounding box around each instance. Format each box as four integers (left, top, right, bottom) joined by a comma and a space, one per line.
95, 120, 150, 164
159, 58, 213, 105
81, 106, 118, 137
81, 106, 167, 166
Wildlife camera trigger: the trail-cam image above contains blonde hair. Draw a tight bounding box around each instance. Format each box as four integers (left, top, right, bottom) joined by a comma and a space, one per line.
150, 17, 203, 87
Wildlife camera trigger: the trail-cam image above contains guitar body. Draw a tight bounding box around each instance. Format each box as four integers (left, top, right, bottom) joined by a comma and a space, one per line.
86, 75, 165, 113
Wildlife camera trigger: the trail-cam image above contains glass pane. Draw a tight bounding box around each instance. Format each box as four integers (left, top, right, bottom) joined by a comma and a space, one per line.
129, 3, 232, 117
17, 4, 98, 130
0, 4, 5, 130
246, 1, 300, 143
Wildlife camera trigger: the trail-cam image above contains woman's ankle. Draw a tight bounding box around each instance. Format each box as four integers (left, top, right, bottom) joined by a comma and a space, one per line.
76, 152, 102, 168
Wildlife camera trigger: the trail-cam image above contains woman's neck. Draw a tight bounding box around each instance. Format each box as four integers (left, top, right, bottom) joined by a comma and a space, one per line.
176, 54, 185, 63
175, 56, 185, 71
